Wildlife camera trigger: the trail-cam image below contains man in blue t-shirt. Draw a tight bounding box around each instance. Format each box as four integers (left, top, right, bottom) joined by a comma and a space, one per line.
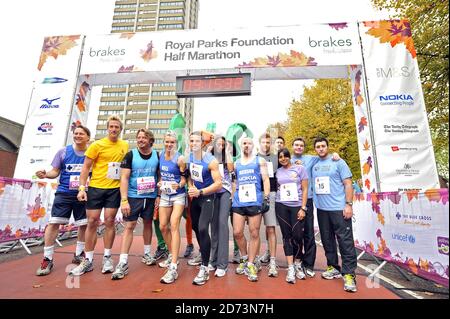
35, 125, 91, 276
311, 137, 357, 293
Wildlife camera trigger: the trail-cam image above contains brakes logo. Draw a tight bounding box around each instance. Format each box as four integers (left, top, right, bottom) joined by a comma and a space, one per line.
40, 97, 61, 109
379, 94, 414, 106
37, 122, 53, 135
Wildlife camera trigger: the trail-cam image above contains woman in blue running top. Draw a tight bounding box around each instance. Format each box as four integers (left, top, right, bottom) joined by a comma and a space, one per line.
157, 131, 187, 284
209, 136, 234, 277
187, 131, 222, 286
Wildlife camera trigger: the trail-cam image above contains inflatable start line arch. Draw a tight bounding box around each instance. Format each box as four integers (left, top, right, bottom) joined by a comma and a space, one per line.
16, 20, 439, 193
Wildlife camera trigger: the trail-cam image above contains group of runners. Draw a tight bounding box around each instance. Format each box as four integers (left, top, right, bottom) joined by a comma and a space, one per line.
35, 115, 358, 293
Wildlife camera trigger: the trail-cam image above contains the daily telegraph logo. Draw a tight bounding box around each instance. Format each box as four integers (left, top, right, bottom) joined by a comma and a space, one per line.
379, 94, 414, 106
37, 122, 53, 134
437, 237, 449, 255
42, 77, 68, 84
376, 66, 411, 78
40, 97, 61, 109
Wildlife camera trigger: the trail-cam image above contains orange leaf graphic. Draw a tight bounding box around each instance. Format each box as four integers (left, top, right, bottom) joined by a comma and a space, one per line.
424, 189, 441, 203
406, 190, 419, 202
364, 179, 371, 190
120, 32, 135, 39
362, 162, 371, 175
407, 258, 418, 274
377, 213, 385, 225
363, 139, 370, 151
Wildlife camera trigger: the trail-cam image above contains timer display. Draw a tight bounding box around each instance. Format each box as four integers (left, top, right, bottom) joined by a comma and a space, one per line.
176, 73, 251, 97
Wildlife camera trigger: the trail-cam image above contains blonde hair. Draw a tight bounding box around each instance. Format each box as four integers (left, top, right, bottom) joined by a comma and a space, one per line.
164, 130, 178, 142
107, 115, 123, 130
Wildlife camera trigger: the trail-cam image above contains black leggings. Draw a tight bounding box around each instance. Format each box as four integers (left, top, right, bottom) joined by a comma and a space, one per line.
275, 202, 304, 259
191, 194, 216, 266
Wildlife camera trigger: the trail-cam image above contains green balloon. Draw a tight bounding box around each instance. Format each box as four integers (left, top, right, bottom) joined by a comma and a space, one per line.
168, 113, 186, 154
225, 123, 253, 161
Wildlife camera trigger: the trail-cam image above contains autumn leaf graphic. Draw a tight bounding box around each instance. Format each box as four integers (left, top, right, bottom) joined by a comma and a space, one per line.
141, 41, 158, 62
358, 117, 368, 133
363, 139, 370, 151
120, 32, 135, 39
76, 81, 91, 112
238, 50, 317, 68
365, 20, 416, 58
38, 35, 80, 70
377, 213, 385, 225
362, 156, 372, 175
364, 178, 371, 190
405, 190, 419, 202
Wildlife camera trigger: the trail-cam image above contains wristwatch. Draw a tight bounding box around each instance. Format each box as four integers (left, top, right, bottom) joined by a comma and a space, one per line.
345, 201, 353, 206
300, 206, 307, 212
199, 189, 204, 196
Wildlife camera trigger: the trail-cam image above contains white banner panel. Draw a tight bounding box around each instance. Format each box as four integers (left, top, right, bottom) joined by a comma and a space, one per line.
14, 36, 84, 179
353, 190, 449, 287
80, 23, 362, 75
359, 20, 439, 191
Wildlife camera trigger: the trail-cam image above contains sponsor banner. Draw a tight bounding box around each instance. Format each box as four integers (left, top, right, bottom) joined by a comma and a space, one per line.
80, 23, 362, 75
14, 36, 83, 179
349, 65, 377, 192
353, 189, 449, 287
0, 178, 122, 243
66, 76, 92, 145
359, 20, 439, 191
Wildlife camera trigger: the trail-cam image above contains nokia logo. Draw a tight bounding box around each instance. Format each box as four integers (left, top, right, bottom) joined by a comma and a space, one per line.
379, 94, 413, 101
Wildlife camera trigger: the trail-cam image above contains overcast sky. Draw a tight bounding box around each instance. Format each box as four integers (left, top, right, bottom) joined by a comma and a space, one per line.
0, 0, 389, 138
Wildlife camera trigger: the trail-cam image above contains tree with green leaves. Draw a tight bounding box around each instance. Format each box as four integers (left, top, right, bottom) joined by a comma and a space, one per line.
372, 0, 449, 179
284, 79, 361, 180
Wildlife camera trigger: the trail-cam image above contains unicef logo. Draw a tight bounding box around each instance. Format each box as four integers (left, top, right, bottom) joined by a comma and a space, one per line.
408, 235, 416, 244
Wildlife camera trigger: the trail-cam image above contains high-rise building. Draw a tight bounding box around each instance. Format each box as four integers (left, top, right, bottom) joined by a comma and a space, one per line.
96, 0, 198, 150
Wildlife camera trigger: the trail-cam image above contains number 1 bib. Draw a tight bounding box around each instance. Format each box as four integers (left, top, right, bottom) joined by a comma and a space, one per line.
107, 162, 121, 180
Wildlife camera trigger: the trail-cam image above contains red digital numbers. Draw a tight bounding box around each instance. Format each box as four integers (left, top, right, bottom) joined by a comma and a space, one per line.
183, 77, 244, 92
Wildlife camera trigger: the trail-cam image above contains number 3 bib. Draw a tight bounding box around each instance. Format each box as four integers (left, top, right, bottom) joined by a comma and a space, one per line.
107, 162, 121, 180
315, 176, 331, 194
280, 182, 298, 201
239, 183, 257, 203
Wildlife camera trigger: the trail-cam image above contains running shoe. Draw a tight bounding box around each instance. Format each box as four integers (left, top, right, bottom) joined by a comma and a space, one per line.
235, 259, 247, 275
232, 249, 240, 264
187, 253, 202, 266
142, 253, 156, 265
183, 244, 194, 258
259, 250, 270, 263
294, 262, 306, 280
111, 262, 129, 280
101, 255, 114, 274
286, 266, 296, 284
36, 257, 54, 276
69, 258, 93, 276
153, 246, 169, 261
214, 268, 227, 277
246, 263, 258, 282
192, 265, 209, 285
71, 251, 85, 265
343, 274, 357, 292
321, 266, 342, 280
267, 260, 279, 277
160, 265, 178, 284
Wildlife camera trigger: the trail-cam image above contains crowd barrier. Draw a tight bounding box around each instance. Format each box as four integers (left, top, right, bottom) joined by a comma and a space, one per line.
1, 177, 448, 286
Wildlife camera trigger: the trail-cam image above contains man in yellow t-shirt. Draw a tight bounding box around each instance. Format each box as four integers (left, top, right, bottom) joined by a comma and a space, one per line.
70, 116, 128, 276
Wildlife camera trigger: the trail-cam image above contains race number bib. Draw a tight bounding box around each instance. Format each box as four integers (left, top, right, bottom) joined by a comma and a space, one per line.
190, 163, 203, 183
266, 162, 274, 178
161, 181, 177, 195
107, 162, 121, 180
69, 175, 89, 190
238, 183, 257, 203
315, 176, 331, 194
219, 164, 224, 178
137, 176, 156, 195
69, 175, 80, 190
280, 183, 299, 201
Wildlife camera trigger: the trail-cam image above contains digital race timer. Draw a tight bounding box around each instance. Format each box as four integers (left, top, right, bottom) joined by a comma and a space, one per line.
176, 73, 251, 98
